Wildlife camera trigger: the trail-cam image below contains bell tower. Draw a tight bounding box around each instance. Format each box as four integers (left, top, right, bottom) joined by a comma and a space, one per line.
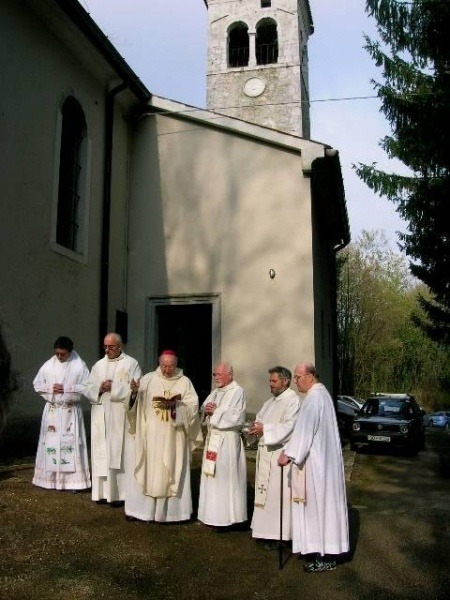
204, 1, 314, 138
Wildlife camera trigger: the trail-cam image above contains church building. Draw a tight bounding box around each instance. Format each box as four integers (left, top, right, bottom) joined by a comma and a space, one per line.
0, 0, 349, 454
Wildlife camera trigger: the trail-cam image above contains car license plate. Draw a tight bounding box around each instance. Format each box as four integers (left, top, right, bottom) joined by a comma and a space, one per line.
367, 435, 391, 442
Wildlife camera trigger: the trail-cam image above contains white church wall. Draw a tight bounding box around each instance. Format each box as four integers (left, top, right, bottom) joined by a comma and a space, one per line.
127, 111, 323, 411
0, 1, 128, 422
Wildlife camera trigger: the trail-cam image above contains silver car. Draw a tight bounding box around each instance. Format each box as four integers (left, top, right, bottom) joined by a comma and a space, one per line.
427, 411, 450, 430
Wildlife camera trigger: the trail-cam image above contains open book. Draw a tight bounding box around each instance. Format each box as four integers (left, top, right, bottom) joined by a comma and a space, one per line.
152, 394, 181, 406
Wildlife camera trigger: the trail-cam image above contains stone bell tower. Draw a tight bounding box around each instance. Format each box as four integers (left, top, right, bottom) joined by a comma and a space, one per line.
204, 0, 313, 138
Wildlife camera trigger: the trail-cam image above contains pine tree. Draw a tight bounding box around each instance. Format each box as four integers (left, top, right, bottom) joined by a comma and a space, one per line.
355, 0, 450, 343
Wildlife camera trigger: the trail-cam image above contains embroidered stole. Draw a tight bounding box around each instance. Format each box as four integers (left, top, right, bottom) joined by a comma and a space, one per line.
203, 431, 224, 477
291, 463, 306, 503
44, 406, 76, 472
44, 359, 76, 472
254, 398, 289, 508
202, 388, 225, 477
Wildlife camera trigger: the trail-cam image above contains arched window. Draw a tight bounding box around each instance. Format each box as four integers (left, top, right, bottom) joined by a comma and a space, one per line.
256, 18, 278, 65
56, 96, 86, 252
228, 22, 249, 68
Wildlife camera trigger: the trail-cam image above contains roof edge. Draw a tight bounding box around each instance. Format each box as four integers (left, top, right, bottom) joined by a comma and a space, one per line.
53, 0, 151, 102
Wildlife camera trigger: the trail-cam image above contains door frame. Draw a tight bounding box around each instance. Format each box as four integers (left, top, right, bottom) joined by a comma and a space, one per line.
145, 294, 221, 371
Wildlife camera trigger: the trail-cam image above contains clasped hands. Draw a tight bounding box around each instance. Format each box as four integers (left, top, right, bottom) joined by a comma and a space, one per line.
204, 401, 216, 416
52, 383, 64, 394
247, 421, 263, 436
100, 379, 113, 393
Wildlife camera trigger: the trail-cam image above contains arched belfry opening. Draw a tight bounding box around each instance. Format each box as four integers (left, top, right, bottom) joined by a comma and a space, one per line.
206, 0, 314, 138
256, 18, 278, 65
228, 22, 249, 68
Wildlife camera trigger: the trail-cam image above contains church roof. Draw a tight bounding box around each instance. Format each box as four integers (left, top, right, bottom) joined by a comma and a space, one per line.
45, 0, 151, 102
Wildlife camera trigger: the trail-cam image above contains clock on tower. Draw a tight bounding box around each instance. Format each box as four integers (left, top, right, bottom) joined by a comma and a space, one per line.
204, 0, 313, 138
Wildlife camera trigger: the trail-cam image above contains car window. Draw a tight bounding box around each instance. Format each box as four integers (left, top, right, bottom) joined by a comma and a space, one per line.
362, 398, 415, 418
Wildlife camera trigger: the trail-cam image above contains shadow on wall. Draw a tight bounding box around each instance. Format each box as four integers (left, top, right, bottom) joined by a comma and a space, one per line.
0, 325, 18, 439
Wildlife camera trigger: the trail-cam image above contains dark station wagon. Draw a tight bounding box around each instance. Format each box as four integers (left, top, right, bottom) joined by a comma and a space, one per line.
350, 393, 426, 454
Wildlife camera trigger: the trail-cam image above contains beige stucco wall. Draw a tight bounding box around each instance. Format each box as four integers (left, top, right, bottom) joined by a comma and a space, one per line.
127, 112, 322, 411
0, 1, 131, 421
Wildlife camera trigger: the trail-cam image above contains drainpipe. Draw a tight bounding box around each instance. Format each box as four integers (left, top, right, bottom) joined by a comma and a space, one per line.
99, 81, 127, 353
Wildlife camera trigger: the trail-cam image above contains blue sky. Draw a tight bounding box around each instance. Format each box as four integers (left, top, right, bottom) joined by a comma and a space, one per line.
82, 0, 407, 249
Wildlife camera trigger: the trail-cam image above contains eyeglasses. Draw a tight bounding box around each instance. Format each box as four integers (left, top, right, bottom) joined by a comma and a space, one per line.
293, 373, 310, 380
212, 372, 230, 377
104, 344, 119, 350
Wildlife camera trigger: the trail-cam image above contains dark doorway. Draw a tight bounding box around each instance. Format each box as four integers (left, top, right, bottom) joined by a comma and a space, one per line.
156, 303, 213, 403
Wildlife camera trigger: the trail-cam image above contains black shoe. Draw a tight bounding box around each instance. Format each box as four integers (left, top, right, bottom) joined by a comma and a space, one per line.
110, 500, 125, 508
304, 558, 337, 573
96, 499, 107, 504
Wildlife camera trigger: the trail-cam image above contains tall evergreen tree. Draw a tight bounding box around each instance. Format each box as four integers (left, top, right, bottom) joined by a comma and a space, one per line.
355, 0, 450, 343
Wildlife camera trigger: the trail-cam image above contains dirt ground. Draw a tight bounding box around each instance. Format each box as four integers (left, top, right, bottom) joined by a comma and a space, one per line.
1, 450, 271, 600
1, 436, 450, 600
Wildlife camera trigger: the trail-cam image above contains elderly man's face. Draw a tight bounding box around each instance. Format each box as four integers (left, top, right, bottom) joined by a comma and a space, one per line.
269, 373, 288, 397
293, 367, 313, 393
103, 335, 122, 359
213, 364, 233, 388
160, 355, 177, 378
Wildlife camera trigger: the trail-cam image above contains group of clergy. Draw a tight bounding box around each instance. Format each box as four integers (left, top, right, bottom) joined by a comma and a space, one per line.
32, 333, 349, 573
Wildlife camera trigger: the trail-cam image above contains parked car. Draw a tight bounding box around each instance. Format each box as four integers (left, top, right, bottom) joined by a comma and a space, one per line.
427, 411, 450, 430
351, 393, 426, 454
337, 395, 364, 436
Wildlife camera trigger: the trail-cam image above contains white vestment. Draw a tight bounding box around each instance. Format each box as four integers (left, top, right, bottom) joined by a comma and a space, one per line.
32, 351, 91, 490
251, 387, 300, 540
84, 352, 141, 502
285, 382, 349, 556
125, 367, 202, 522
198, 380, 247, 526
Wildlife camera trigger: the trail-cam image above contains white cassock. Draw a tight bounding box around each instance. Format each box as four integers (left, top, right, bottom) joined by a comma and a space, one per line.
84, 352, 141, 502
198, 380, 247, 526
284, 382, 349, 556
251, 387, 300, 540
32, 351, 91, 490
125, 367, 203, 522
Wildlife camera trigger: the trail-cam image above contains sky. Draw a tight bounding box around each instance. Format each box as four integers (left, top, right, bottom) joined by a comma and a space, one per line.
82, 0, 407, 250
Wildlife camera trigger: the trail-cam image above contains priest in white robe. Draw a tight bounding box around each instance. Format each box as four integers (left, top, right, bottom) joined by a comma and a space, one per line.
125, 350, 202, 522
279, 362, 349, 573
84, 333, 141, 505
198, 362, 247, 527
248, 366, 301, 544
32, 336, 90, 491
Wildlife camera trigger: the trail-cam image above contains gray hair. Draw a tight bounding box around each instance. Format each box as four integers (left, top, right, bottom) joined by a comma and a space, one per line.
268, 366, 292, 385
106, 332, 123, 345
217, 361, 233, 376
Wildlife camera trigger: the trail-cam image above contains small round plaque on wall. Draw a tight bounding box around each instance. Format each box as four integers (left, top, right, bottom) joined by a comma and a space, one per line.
243, 77, 266, 97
